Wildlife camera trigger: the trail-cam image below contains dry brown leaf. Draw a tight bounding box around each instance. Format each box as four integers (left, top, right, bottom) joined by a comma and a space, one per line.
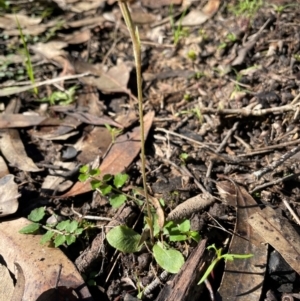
0, 218, 92, 300
0, 174, 19, 217
140, 0, 182, 8
71, 0, 105, 12
248, 206, 300, 275
41, 162, 77, 194
0, 114, 76, 128
216, 181, 267, 301
29, 114, 80, 141
74, 61, 131, 93
181, 0, 220, 26
10, 263, 25, 301
0, 155, 9, 178
0, 262, 14, 300
0, 129, 41, 172
68, 16, 105, 28
31, 41, 68, 60
63, 29, 91, 44
60, 111, 155, 198
77, 127, 112, 164
0, 14, 42, 27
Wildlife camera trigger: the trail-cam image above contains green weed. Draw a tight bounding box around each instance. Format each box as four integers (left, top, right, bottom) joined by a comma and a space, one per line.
19, 207, 88, 247
169, 5, 188, 44
15, 16, 38, 95
228, 0, 263, 18
198, 244, 253, 285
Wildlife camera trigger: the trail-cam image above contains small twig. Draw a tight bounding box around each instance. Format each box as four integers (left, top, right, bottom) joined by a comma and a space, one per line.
155, 127, 219, 147
237, 138, 300, 157
143, 271, 169, 297
206, 122, 239, 178
250, 173, 299, 193
204, 279, 215, 301
282, 198, 300, 226
71, 205, 112, 221
200, 103, 300, 117
253, 145, 300, 179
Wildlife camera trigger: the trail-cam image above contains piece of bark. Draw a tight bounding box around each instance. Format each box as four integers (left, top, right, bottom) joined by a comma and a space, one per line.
155, 239, 211, 301
216, 181, 267, 301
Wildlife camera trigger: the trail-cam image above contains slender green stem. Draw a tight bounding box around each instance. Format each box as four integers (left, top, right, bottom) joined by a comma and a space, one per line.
118, 1, 153, 239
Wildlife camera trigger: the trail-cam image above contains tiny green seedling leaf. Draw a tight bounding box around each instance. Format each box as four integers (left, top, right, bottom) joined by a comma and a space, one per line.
109, 194, 127, 208
56, 220, 70, 231
177, 220, 190, 233
98, 184, 112, 195
153, 242, 185, 274
90, 169, 100, 177
113, 173, 128, 188
65, 234, 76, 245
79, 165, 89, 174
65, 220, 78, 233
106, 225, 141, 253
28, 207, 45, 222
40, 230, 55, 244
19, 223, 40, 234
78, 173, 90, 182
54, 234, 66, 247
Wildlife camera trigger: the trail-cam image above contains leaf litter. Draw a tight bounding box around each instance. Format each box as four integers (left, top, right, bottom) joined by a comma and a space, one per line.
1, 1, 300, 300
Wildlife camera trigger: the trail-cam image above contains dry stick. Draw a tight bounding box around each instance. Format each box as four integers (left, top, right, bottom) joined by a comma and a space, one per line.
156, 127, 219, 147
118, 1, 152, 237
282, 198, 300, 226
0, 72, 90, 97
143, 271, 169, 297
237, 138, 300, 157
206, 121, 239, 178
200, 103, 300, 116
250, 173, 299, 194
252, 144, 300, 179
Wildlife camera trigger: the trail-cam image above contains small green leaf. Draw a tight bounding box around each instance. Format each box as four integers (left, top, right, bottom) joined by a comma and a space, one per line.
74, 228, 84, 235
189, 231, 201, 243
90, 169, 100, 177
28, 207, 45, 222
198, 258, 219, 285
102, 174, 113, 182
98, 184, 112, 195
19, 223, 40, 234
90, 179, 102, 190
56, 220, 69, 231
169, 234, 187, 242
113, 173, 128, 188
223, 253, 253, 261
54, 234, 66, 247
65, 220, 78, 233
109, 194, 127, 208
65, 234, 76, 245
78, 174, 90, 182
177, 220, 190, 233
79, 165, 89, 174
153, 242, 184, 274
40, 230, 55, 244
106, 225, 141, 253
159, 198, 165, 207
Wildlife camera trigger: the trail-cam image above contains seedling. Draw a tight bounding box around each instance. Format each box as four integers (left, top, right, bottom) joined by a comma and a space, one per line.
187, 49, 197, 61
179, 152, 189, 164
79, 166, 130, 208
104, 124, 123, 143
228, 0, 263, 18
198, 244, 253, 285
19, 207, 87, 247
39, 85, 78, 105
169, 4, 188, 45
16, 16, 37, 95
